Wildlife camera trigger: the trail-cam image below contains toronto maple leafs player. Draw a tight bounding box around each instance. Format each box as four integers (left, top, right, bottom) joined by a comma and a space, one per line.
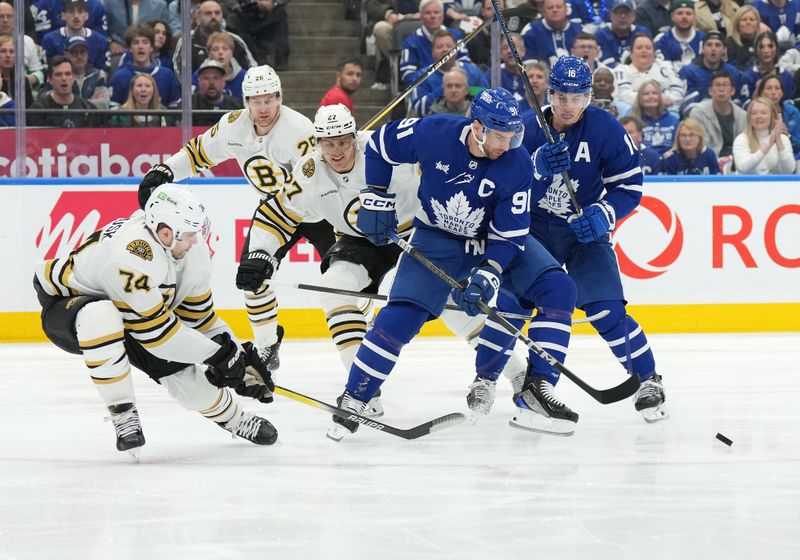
522, 56, 667, 423
327, 88, 580, 440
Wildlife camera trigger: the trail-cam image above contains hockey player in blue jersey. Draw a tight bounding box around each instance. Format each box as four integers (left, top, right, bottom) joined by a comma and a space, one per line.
327, 88, 581, 440
522, 56, 667, 423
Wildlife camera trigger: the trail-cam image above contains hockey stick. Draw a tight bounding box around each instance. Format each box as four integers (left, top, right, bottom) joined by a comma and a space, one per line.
262, 278, 608, 324
273, 385, 466, 440
488, 0, 582, 214
361, 7, 532, 131
387, 231, 640, 404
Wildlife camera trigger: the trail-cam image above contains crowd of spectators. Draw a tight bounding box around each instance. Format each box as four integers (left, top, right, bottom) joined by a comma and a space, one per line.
5, 0, 800, 174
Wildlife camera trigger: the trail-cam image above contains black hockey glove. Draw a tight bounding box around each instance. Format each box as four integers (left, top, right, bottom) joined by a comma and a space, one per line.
234, 341, 275, 403
138, 163, 174, 208
236, 250, 278, 292
204, 332, 247, 388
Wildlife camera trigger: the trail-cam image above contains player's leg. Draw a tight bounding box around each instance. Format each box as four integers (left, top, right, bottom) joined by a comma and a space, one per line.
570, 241, 667, 423
159, 364, 278, 445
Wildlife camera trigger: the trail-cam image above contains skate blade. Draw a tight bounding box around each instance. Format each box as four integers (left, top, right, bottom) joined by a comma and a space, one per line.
326, 424, 349, 442
641, 405, 668, 424
509, 413, 575, 437
126, 448, 142, 463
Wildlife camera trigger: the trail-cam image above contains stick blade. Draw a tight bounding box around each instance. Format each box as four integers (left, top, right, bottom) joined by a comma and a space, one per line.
594, 374, 641, 405
402, 412, 467, 440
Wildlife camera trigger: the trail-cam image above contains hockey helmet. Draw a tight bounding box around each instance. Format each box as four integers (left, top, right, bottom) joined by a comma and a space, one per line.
314, 104, 357, 138
242, 64, 282, 99
469, 87, 524, 148
548, 56, 593, 94
145, 184, 209, 244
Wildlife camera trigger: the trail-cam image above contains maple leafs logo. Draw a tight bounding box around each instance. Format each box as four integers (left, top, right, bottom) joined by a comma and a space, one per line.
430, 191, 485, 237
537, 175, 581, 219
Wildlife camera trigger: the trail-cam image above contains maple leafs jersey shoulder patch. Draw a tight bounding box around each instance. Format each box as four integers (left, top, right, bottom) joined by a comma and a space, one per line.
126, 239, 154, 261
302, 158, 315, 178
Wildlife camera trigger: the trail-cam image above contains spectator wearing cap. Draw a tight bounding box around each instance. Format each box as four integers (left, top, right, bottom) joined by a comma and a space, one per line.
190, 31, 246, 100
320, 58, 363, 113
41, 0, 111, 72
694, 0, 737, 37
654, 0, 704, 73
0, 2, 46, 90
688, 70, 747, 158
409, 29, 487, 116
30, 55, 100, 127
678, 30, 742, 116
109, 23, 180, 107
400, 0, 470, 87
44, 34, 110, 109
187, 58, 243, 125
521, 0, 583, 67
30, 0, 107, 44
104, 0, 170, 58
596, 0, 652, 67
755, 0, 800, 52
635, 0, 671, 36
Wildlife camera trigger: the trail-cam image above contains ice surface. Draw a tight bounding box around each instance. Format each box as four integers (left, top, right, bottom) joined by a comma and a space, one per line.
1, 333, 798, 560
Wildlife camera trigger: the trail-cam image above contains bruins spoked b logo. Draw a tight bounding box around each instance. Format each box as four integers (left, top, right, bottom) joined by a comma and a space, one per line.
243, 156, 292, 196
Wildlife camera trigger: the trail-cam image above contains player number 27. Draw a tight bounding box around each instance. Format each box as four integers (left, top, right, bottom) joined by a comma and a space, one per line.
118, 269, 151, 293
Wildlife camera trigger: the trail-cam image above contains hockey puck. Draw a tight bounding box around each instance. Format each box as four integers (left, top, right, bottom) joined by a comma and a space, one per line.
715, 433, 733, 447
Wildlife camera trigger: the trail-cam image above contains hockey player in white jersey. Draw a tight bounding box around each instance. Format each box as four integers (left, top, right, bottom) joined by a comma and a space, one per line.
136, 65, 336, 372
33, 185, 278, 458
238, 104, 528, 423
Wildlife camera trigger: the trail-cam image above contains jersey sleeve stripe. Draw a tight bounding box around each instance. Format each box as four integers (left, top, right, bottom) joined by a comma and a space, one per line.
602, 167, 642, 184
91, 369, 130, 385
195, 312, 218, 333
377, 125, 401, 165
181, 145, 200, 175
123, 312, 171, 333
488, 224, 530, 238
274, 194, 304, 224
183, 291, 212, 304
174, 307, 213, 320
136, 316, 181, 348
252, 220, 291, 245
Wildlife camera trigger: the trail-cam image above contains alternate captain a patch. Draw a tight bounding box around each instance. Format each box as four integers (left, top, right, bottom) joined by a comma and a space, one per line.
126, 240, 154, 261
228, 110, 242, 123
302, 159, 315, 178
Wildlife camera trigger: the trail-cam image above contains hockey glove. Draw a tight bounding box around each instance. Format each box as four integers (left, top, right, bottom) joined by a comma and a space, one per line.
568, 201, 615, 243
236, 250, 278, 292
234, 341, 275, 403
452, 263, 501, 317
532, 140, 571, 177
204, 332, 247, 388
138, 163, 174, 208
357, 187, 397, 246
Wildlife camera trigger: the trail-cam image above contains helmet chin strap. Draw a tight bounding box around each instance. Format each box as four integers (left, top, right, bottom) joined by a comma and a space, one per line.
473, 124, 491, 158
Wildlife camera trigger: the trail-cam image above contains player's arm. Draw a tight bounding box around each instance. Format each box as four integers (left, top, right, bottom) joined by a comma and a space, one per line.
137, 114, 237, 208
484, 162, 533, 272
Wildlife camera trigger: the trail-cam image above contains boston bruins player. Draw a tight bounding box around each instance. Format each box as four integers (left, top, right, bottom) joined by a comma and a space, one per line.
136, 65, 335, 372
235, 104, 527, 431
33, 185, 277, 458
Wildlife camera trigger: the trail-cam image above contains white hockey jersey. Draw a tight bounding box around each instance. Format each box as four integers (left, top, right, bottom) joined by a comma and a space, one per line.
247, 131, 421, 256
34, 212, 229, 364
164, 106, 316, 198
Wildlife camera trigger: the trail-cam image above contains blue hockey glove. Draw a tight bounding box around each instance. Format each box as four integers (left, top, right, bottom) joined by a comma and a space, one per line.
452, 264, 501, 317
568, 201, 616, 243
357, 187, 397, 246
532, 140, 571, 177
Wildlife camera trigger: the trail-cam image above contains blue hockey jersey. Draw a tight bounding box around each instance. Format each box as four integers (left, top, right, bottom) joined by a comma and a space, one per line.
521, 106, 643, 223
400, 26, 469, 86
640, 111, 680, 154
654, 28, 704, 70
596, 24, 652, 66
366, 114, 534, 270
31, 0, 107, 42
755, 0, 800, 42
678, 60, 742, 115
660, 148, 719, 174
521, 20, 583, 67
42, 28, 110, 72
109, 62, 181, 107
410, 61, 488, 116
740, 67, 794, 102
490, 66, 531, 112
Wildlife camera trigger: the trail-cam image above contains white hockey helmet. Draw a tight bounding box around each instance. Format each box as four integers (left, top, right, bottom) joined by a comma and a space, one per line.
314, 104, 357, 138
145, 184, 208, 244
242, 64, 282, 99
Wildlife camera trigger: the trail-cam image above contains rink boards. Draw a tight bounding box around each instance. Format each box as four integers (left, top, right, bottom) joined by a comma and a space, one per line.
2, 176, 799, 341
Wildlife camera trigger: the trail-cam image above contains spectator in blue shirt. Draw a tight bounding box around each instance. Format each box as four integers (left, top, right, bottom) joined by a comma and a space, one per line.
620, 114, 663, 174
522, 0, 583, 67
678, 30, 742, 116
104, 0, 170, 57
488, 32, 528, 110
41, 0, 110, 72
596, 0, 652, 67
109, 23, 179, 107
755, 72, 800, 158
31, 0, 107, 43
741, 30, 794, 102
661, 117, 720, 174
632, 78, 680, 153
654, 0, 704, 72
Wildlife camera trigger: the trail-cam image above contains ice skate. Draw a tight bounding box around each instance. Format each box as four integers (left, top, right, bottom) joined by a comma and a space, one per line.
258, 324, 284, 371
510, 376, 579, 436
364, 389, 384, 418
466, 376, 497, 424
106, 403, 145, 461
502, 364, 526, 395
326, 391, 368, 441
219, 404, 278, 445
634, 372, 668, 423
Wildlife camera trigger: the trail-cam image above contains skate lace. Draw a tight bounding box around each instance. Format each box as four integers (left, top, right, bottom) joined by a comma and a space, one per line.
468, 378, 496, 406
230, 411, 263, 441
105, 408, 141, 439
636, 378, 661, 401
537, 380, 565, 408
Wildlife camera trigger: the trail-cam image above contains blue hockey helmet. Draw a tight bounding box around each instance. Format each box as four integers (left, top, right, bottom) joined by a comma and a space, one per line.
469, 87, 524, 149
548, 56, 593, 94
